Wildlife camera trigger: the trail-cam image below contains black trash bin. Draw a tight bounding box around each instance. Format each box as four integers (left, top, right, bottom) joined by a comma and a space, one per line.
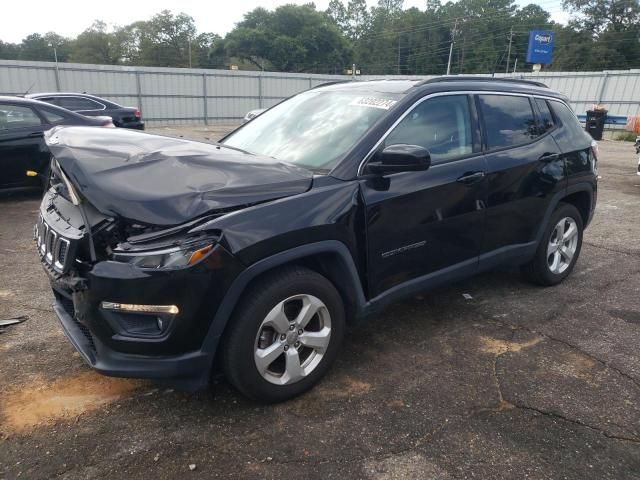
586, 109, 607, 140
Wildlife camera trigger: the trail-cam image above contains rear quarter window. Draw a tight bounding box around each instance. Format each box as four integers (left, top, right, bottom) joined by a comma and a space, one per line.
548, 100, 586, 138
535, 98, 556, 134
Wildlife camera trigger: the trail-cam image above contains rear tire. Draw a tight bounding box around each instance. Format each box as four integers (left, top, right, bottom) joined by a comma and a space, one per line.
521, 202, 583, 286
222, 266, 345, 403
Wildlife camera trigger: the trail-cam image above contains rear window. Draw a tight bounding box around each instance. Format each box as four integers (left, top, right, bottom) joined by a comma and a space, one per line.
478, 94, 538, 149
535, 98, 555, 134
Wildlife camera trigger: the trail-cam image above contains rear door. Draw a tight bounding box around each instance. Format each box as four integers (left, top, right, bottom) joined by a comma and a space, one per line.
478, 94, 565, 260
0, 103, 49, 188
361, 94, 488, 297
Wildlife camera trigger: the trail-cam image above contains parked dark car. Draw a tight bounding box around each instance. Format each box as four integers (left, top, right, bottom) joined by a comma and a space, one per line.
35, 78, 597, 402
27, 93, 144, 130
0, 96, 113, 190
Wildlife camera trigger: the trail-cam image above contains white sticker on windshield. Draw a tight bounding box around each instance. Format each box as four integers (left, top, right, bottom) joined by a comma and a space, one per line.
350, 97, 397, 110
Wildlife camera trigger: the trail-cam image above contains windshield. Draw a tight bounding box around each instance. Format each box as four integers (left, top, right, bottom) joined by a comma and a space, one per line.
222, 89, 403, 170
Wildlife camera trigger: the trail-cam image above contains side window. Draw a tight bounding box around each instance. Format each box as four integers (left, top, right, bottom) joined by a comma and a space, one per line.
0, 105, 43, 130
384, 95, 473, 163
478, 95, 538, 149
549, 100, 586, 138
57, 96, 103, 111
535, 98, 555, 134
40, 106, 71, 124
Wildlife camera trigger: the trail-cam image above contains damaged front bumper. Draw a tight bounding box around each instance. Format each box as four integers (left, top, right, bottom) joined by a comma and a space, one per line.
52, 287, 212, 390
37, 197, 244, 390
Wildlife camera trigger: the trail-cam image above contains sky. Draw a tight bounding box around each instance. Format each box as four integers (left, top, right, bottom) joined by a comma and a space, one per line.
0, 0, 428, 43
0, 0, 567, 43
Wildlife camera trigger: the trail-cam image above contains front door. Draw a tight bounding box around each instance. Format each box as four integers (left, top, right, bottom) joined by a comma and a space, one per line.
361, 94, 488, 297
0, 103, 48, 188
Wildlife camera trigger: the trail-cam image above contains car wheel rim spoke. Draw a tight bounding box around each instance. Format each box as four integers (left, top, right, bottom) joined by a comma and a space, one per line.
254, 293, 332, 386
560, 245, 573, 262
563, 223, 577, 242
262, 303, 290, 334
282, 349, 304, 384
299, 327, 331, 352
295, 296, 323, 329
255, 342, 285, 375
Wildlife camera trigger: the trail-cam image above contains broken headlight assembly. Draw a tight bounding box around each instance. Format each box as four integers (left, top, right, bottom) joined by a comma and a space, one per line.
111, 240, 214, 270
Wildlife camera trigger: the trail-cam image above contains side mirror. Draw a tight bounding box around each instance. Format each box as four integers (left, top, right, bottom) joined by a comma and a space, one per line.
367, 144, 431, 174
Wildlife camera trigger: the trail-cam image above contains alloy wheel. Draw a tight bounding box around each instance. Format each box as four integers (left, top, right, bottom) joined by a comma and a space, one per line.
253, 294, 332, 385
547, 217, 579, 274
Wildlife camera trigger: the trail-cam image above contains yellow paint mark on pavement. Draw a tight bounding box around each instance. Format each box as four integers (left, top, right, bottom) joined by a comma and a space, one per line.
1, 371, 143, 434
480, 336, 543, 355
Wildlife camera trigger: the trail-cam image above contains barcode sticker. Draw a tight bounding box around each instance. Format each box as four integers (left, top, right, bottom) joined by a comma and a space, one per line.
350, 97, 397, 110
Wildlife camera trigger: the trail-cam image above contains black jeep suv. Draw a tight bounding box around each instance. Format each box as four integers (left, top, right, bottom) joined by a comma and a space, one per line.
35, 78, 597, 402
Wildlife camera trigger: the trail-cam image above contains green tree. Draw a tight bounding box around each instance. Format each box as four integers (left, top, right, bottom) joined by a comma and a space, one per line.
136, 11, 197, 67
0, 41, 20, 60
71, 21, 126, 64
563, 0, 640, 32
18, 33, 73, 62
223, 5, 350, 72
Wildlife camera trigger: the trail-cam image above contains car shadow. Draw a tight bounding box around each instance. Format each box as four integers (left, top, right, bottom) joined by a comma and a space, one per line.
0, 187, 42, 203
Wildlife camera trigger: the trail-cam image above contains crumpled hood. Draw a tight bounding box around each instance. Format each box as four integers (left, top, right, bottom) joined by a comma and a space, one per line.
45, 126, 313, 226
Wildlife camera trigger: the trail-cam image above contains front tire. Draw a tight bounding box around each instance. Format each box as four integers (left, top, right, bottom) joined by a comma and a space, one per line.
521, 202, 584, 286
222, 266, 345, 403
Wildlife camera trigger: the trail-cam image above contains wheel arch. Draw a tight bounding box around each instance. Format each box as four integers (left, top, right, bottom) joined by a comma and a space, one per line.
201, 241, 367, 357
559, 189, 592, 227
535, 183, 594, 246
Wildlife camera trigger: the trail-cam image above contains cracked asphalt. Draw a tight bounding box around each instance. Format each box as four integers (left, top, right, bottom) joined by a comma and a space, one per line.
1, 130, 639, 479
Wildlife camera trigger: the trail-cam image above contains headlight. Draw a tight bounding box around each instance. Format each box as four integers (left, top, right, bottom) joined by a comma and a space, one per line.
112, 242, 214, 269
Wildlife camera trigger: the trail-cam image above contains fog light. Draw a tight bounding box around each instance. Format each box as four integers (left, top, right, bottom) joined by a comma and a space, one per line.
101, 302, 179, 315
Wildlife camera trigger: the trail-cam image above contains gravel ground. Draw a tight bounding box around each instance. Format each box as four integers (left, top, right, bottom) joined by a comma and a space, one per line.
0, 131, 639, 480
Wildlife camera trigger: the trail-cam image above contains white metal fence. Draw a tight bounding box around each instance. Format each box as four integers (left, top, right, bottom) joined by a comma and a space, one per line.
1, 59, 638, 126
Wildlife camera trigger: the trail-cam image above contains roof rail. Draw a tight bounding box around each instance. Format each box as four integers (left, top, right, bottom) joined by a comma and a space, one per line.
418, 76, 548, 88
309, 80, 351, 90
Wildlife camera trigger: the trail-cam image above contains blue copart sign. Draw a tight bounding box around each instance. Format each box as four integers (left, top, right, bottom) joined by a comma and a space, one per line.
526, 30, 554, 65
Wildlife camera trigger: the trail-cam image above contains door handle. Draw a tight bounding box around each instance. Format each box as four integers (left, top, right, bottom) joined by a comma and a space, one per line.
539, 153, 560, 163
28, 132, 44, 138
456, 171, 485, 185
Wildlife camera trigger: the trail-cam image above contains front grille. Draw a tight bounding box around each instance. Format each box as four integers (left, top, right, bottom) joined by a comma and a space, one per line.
35, 214, 75, 273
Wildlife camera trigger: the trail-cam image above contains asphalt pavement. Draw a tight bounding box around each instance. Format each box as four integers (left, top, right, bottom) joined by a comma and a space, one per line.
0, 132, 639, 479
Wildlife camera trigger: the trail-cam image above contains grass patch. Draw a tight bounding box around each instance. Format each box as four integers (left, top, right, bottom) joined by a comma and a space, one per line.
614, 132, 638, 142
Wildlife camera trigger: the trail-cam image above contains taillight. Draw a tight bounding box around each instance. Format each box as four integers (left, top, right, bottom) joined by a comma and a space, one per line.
134, 109, 141, 119
590, 140, 599, 162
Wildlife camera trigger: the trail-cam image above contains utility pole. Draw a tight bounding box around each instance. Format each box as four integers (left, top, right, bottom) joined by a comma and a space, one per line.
48, 42, 60, 91
505, 27, 514, 74
446, 19, 458, 76
188, 38, 192, 69
352, 63, 356, 81
513, 57, 518, 73
397, 34, 401, 75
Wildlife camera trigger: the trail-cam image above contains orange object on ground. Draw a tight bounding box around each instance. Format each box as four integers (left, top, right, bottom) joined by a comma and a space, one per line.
626, 115, 640, 133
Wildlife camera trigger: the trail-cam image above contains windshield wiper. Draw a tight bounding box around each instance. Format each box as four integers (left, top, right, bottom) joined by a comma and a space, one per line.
214, 142, 254, 156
